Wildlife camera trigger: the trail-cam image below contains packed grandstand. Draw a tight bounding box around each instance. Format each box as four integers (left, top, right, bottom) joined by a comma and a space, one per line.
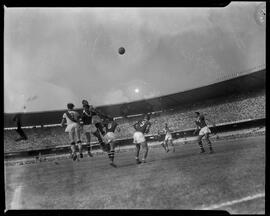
4, 87, 265, 153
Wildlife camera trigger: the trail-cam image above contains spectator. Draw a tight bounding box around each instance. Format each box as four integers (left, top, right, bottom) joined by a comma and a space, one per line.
13, 113, 28, 141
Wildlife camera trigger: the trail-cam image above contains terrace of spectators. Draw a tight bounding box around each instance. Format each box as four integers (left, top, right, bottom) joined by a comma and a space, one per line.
4, 88, 265, 153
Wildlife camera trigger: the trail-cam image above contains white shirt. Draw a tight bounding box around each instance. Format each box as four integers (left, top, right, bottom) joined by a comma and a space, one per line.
63, 110, 80, 126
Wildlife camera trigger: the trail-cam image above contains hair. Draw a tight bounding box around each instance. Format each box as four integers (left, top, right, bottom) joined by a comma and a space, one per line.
67, 103, 74, 109
82, 100, 89, 105
195, 112, 200, 115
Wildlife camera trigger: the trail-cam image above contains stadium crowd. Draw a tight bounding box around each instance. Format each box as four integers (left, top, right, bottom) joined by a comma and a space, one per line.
4, 89, 265, 153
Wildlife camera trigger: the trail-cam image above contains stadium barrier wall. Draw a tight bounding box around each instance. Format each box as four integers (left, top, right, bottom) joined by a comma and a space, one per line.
4, 118, 265, 160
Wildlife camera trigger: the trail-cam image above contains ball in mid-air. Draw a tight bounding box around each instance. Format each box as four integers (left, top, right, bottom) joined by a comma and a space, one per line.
118, 47, 125, 55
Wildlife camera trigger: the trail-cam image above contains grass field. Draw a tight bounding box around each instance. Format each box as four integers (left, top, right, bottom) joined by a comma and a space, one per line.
4, 135, 265, 213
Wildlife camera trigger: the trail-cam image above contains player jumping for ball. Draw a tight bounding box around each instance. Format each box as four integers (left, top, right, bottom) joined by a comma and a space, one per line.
103, 118, 120, 167
193, 112, 216, 154
60, 103, 82, 161
133, 114, 151, 164
80, 104, 97, 157
82, 99, 110, 152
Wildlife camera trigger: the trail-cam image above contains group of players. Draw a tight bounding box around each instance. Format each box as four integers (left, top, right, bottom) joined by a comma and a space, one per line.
60, 99, 215, 167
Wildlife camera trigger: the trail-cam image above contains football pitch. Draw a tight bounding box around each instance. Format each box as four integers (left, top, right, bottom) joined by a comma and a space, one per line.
5, 135, 265, 213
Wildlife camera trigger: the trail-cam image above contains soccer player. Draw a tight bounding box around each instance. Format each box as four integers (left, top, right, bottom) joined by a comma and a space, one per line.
193, 112, 215, 154
81, 104, 96, 157
157, 130, 167, 152
81, 99, 110, 152
163, 123, 175, 152
60, 103, 82, 161
133, 114, 151, 164
13, 113, 28, 141
103, 118, 120, 167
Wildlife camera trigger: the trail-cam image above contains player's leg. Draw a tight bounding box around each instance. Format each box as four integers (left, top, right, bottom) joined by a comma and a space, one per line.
197, 134, 205, 153
170, 139, 175, 152
108, 141, 117, 167
93, 129, 108, 152
141, 141, 149, 163
134, 132, 143, 164
161, 141, 167, 151
135, 143, 141, 164
75, 126, 83, 158
95, 123, 105, 136
164, 139, 169, 152
69, 129, 77, 161
85, 132, 93, 157
16, 127, 28, 140
205, 133, 214, 153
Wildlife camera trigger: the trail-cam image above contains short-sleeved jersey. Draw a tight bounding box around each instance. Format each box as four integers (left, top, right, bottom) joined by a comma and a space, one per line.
195, 114, 207, 129
63, 110, 80, 126
134, 119, 151, 134
104, 121, 118, 133
164, 126, 172, 135
81, 110, 93, 125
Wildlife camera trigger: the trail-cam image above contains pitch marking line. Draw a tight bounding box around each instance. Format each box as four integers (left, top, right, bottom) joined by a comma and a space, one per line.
10, 185, 23, 209
200, 193, 265, 210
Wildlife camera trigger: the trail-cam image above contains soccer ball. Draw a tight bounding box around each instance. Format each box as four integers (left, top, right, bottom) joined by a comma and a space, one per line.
118, 47, 125, 55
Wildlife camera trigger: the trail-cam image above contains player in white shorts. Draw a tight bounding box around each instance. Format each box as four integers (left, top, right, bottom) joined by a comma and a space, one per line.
80, 104, 98, 157
60, 103, 82, 161
193, 112, 216, 154
133, 114, 151, 164
82, 99, 110, 153
163, 123, 175, 152
103, 118, 120, 167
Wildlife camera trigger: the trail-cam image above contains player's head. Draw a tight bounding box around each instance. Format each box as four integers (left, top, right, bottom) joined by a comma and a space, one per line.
165, 123, 168, 127
104, 117, 113, 124
195, 112, 200, 117
82, 99, 89, 106
83, 104, 90, 110
144, 113, 150, 120
67, 103, 74, 110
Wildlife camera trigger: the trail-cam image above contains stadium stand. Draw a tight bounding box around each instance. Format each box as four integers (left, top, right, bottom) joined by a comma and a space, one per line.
4, 88, 265, 153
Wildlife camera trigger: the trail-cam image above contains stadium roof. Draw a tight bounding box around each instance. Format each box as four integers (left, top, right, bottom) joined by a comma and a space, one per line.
4, 69, 265, 128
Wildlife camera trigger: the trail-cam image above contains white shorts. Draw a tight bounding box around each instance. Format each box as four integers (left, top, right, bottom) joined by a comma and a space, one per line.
165, 133, 172, 141
199, 126, 211, 136
65, 123, 80, 133
83, 124, 97, 133
103, 132, 116, 144
133, 131, 146, 144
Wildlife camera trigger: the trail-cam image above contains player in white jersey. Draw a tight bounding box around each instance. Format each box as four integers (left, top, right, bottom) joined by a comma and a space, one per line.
60, 103, 82, 161
163, 123, 175, 152
133, 114, 151, 164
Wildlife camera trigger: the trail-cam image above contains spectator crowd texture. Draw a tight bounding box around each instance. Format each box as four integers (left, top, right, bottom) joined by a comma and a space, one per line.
4, 89, 265, 153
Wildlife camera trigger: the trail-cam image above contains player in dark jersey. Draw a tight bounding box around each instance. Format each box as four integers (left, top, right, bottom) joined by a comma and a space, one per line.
193, 112, 215, 153
80, 104, 96, 157
103, 119, 120, 167
133, 114, 151, 164
157, 130, 167, 151
81, 99, 110, 152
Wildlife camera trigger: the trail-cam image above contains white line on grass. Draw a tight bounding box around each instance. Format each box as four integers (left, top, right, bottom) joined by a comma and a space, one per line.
10, 185, 23, 209
200, 193, 265, 210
